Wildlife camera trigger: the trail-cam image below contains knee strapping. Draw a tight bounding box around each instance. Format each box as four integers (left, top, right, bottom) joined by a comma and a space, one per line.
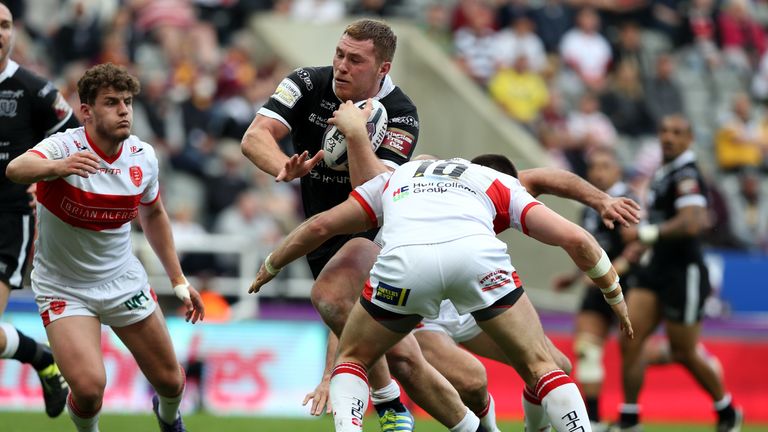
574, 336, 604, 384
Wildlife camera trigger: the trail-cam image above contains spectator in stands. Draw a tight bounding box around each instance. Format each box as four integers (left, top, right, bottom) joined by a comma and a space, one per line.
727, 168, 768, 250
565, 92, 619, 177
488, 54, 549, 129
495, 0, 532, 29
644, 53, 685, 129
717, 0, 767, 73
685, 0, 721, 71
531, 0, 573, 53
559, 7, 612, 93
50, 0, 104, 73
349, 0, 400, 17
421, 2, 453, 53
453, 1, 499, 87
205, 141, 252, 225
715, 92, 766, 174
611, 21, 655, 81
493, 12, 547, 73
600, 60, 654, 139
290, 0, 346, 23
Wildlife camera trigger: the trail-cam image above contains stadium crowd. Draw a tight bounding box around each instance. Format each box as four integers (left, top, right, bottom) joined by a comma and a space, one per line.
3, 0, 767, 286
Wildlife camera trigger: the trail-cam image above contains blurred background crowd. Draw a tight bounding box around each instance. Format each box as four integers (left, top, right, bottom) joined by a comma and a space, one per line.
4, 0, 768, 299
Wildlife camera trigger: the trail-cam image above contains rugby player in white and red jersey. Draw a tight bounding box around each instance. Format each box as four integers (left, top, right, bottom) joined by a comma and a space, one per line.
6, 63, 204, 432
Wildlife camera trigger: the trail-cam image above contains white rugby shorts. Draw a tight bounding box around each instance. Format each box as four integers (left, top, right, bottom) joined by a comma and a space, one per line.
365, 234, 521, 319
32, 259, 157, 328
414, 300, 482, 343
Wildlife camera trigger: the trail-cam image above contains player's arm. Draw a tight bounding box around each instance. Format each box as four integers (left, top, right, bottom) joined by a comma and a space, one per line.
523, 204, 634, 338
138, 199, 205, 323
624, 205, 709, 244
241, 115, 293, 176
303, 331, 337, 415
5, 150, 100, 184
330, 99, 390, 187
249, 197, 374, 293
519, 167, 641, 229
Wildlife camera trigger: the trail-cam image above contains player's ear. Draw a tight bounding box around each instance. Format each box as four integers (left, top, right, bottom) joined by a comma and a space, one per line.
80, 103, 91, 122
378, 61, 391, 77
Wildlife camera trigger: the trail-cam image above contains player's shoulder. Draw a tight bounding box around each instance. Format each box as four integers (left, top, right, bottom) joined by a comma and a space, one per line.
287, 66, 332, 92
672, 163, 702, 182
380, 86, 418, 118
124, 135, 158, 161
10, 65, 57, 97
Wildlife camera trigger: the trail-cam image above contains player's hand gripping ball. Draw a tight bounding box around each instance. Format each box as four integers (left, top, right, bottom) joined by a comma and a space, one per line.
322, 99, 388, 171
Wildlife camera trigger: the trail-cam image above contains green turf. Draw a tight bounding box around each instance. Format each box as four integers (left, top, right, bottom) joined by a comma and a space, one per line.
2, 412, 766, 432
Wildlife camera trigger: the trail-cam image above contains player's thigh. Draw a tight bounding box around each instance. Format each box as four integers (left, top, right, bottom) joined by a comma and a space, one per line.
0, 281, 10, 315
313, 238, 379, 302
112, 308, 180, 386
45, 316, 105, 394
665, 320, 702, 358
337, 301, 409, 369
575, 310, 612, 341
415, 330, 486, 385
622, 287, 662, 351
474, 292, 554, 385
460, 331, 510, 364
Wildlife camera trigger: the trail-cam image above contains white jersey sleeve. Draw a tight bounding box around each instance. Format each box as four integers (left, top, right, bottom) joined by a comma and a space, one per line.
498, 175, 542, 235
139, 142, 160, 205
350, 171, 389, 227
30, 135, 71, 160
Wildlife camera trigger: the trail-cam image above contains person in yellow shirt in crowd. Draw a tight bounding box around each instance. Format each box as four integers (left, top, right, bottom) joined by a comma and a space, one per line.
488, 54, 549, 130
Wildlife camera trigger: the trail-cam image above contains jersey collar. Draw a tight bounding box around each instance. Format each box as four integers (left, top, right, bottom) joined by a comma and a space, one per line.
655, 149, 696, 180
332, 74, 396, 102
0, 60, 19, 85
85, 127, 124, 164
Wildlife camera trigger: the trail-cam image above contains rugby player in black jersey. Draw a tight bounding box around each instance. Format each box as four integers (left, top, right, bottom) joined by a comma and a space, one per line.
0, 2, 77, 418
241, 18, 433, 431
615, 115, 742, 432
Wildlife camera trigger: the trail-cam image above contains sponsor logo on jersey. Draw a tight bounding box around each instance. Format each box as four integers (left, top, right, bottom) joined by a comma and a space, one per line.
61, 197, 139, 224
129, 166, 143, 187
392, 185, 409, 201
73, 139, 87, 151
320, 99, 337, 111
38, 82, 55, 98
295, 68, 313, 90
307, 113, 328, 128
271, 78, 302, 108
97, 167, 122, 175
0, 141, 9, 147
373, 282, 411, 306
0, 98, 18, 117
676, 178, 700, 195
389, 115, 419, 128
381, 129, 414, 158
308, 169, 350, 184
479, 269, 513, 292
124, 290, 150, 311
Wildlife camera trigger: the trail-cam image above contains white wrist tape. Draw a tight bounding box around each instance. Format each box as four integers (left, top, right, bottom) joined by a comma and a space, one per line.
599, 275, 620, 294
638, 224, 660, 244
585, 249, 611, 279
173, 277, 191, 301
264, 253, 282, 276
604, 291, 624, 305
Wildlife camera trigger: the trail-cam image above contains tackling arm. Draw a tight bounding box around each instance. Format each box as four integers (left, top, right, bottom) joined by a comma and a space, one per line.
249, 197, 375, 293
241, 115, 318, 181
524, 204, 634, 338
518, 167, 640, 228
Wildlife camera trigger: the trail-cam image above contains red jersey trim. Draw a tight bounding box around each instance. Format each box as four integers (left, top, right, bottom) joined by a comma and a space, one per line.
28, 150, 47, 159
350, 190, 378, 227
520, 202, 541, 236
37, 178, 142, 231
140, 190, 161, 206
486, 179, 511, 234
85, 128, 123, 164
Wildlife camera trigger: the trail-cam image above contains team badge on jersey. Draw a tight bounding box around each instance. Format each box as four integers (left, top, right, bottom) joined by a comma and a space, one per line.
272, 78, 302, 108
129, 166, 143, 187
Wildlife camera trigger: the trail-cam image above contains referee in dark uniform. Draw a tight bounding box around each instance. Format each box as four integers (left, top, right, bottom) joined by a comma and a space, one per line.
615, 114, 741, 432
0, 3, 78, 417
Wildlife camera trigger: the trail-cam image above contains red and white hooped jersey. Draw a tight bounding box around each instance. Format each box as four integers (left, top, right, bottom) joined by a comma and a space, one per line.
29, 127, 159, 287
351, 158, 541, 253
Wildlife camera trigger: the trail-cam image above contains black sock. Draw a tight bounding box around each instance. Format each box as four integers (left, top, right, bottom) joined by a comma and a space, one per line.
619, 411, 639, 428
476, 424, 487, 432
585, 396, 600, 422
11, 331, 53, 371
717, 403, 736, 422
374, 397, 406, 413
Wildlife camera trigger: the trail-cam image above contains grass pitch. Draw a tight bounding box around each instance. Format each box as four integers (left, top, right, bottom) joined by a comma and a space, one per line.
2, 412, 767, 432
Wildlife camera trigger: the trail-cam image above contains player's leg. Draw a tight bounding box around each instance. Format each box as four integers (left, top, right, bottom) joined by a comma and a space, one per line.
112, 308, 186, 431
333, 300, 481, 432
413, 329, 499, 432
617, 287, 661, 430
0, 213, 67, 417
473, 290, 592, 432
310, 238, 411, 424
573, 299, 613, 427
45, 316, 104, 432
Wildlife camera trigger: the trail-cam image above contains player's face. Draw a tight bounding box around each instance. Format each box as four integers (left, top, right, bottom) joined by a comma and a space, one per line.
0, 4, 14, 69
587, 152, 621, 191
658, 117, 692, 162
332, 34, 389, 102
84, 87, 134, 143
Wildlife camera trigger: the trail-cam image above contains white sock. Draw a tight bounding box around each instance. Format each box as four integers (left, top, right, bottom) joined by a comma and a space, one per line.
477, 393, 501, 432
0, 322, 20, 358
536, 370, 591, 432
450, 407, 481, 432
67, 393, 100, 432
157, 389, 184, 424
330, 362, 370, 431
522, 386, 551, 432
370, 379, 400, 405
714, 393, 732, 411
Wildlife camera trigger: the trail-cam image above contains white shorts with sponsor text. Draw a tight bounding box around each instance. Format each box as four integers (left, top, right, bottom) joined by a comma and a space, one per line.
365, 234, 522, 319
32, 259, 157, 328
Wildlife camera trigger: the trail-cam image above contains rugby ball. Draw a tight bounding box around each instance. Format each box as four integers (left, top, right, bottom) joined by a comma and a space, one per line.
322, 99, 388, 171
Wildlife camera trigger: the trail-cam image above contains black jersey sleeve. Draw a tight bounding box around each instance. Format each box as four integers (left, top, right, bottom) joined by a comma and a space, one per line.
259, 68, 320, 130
375, 89, 419, 166
24, 71, 76, 135
672, 166, 708, 209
